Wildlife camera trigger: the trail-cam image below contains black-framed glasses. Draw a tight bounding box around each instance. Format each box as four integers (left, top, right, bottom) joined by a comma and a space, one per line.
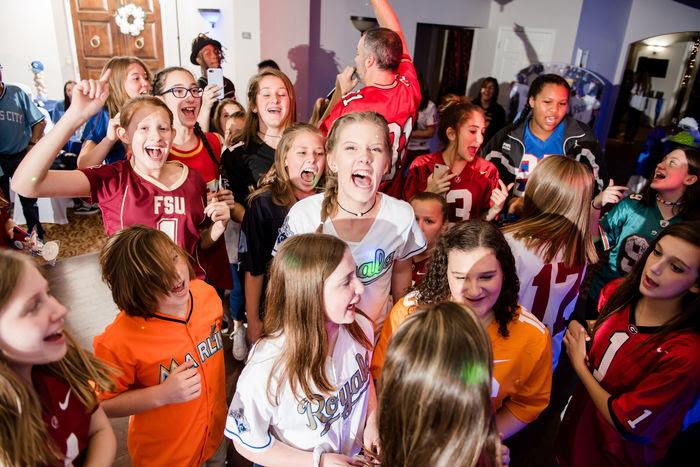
160, 86, 203, 98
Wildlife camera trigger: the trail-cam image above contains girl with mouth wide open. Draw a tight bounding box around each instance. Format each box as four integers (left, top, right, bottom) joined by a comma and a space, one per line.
238, 123, 326, 351
0, 249, 116, 466
273, 111, 425, 336
582, 147, 699, 318
403, 95, 510, 222
11, 71, 230, 281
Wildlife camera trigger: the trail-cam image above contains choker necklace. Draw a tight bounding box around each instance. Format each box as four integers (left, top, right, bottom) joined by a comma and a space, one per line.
337, 196, 377, 217
656, 194, 684, 206
258, 131, 282, 139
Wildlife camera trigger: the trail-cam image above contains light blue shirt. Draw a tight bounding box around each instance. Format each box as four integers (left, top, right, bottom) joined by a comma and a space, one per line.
0, 84, 44, 154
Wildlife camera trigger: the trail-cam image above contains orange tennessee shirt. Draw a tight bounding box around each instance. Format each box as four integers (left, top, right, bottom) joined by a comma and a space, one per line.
93, 280, 226, 466
372, 292, 552, 423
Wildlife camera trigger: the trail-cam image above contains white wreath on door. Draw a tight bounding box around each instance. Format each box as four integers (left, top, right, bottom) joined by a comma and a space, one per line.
114, 3, 145, 37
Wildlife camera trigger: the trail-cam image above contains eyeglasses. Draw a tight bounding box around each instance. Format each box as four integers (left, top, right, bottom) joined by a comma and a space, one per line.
160, 86, 203, 98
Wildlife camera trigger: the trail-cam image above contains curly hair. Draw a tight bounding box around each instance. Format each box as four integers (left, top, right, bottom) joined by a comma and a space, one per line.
413, 220, 519, 337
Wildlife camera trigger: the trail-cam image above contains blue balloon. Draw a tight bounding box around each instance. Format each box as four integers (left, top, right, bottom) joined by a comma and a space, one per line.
30, 61, 44, 73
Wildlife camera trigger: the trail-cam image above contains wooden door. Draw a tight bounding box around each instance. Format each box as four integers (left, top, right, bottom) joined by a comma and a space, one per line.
69, 0, 164, 80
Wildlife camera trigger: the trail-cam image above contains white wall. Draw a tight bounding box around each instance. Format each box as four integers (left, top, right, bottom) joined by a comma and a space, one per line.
0, 0, 75, 99
160, 0, 260, 107
614, 0, 700, 83
468, 0, 584, 104
259, 0, 311, 117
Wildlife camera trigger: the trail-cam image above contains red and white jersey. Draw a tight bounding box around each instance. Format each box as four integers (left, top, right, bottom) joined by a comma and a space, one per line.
505, 233, 586, 369
557, 279, 700, 466
81, 160, 207, 258
319, 54, 421, 199
33, 368, 94, 466
169, 132, 222, 186
403, 152, 499, 222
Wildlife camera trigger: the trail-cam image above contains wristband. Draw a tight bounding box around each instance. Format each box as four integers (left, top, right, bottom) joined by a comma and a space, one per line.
591, 199, 601, 210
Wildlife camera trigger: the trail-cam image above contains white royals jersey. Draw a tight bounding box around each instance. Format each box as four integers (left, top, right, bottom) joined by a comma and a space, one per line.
273, 193, 426, 333
505, 233, 586, 368
225, 315, 374, 456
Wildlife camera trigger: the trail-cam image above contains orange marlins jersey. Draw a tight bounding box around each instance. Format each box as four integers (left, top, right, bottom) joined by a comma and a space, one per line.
372, 293, 552, 424
93, 280, 226, 466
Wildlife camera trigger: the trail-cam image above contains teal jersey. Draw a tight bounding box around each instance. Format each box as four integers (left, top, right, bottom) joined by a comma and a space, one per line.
591, 195, 682, 300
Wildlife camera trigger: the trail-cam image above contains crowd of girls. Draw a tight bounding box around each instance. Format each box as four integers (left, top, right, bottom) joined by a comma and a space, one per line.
2, 0, 699, 462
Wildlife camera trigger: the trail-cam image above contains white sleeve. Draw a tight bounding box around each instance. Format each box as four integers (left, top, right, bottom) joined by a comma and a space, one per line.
225, 366, 276, 451
396, 213, 426, 261
426, 102, 438, 127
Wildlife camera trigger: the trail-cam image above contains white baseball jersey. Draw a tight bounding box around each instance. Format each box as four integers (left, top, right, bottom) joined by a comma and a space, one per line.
505, 233, 587, 369
225, 315, 374, 456
273, 193, 426, 332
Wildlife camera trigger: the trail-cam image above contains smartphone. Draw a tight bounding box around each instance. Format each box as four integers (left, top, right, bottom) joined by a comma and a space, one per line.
433, 163, 450, 179
207, 68, 224, 99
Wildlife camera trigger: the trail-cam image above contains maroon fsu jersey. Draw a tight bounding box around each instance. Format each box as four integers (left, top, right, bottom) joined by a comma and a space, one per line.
557, 279, 700, 466
81, 160, 207, 260
33, 368, 95, 466
320, 54, 421, 199
403, 152, 499, 221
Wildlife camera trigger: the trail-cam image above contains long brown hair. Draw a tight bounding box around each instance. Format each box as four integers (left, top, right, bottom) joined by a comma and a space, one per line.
249, 123, 325, 209
379, 302, 498, 467
437, 95, 484, 148
101, 56, 151, 117
262, 234, 371, 403
502, 156, 597, 266
0, 250, 114, 466
228, 68, 297, 147
414, 220, 519, 338
320, 111, 391, 224
594, 221, 700, 347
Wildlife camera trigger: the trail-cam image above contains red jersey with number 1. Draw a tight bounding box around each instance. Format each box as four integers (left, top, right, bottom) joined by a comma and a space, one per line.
557, 279, 700, 466
403, 152, 499, 221
319, 54, 421, 199
80, 160, 207, 275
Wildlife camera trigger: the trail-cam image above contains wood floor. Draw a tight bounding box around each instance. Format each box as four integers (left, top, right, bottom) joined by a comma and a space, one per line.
45, 253, 251, 466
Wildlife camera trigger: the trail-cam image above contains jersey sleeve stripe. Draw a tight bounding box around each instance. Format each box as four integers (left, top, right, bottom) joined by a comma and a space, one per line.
607, 395, 649, 444
599, 224, 611, 251
224, 427, 274, 451
518, 311, 546, 333
396, 243, 427, 261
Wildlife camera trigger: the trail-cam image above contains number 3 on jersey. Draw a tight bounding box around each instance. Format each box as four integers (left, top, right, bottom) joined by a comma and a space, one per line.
385, 117, 414, 181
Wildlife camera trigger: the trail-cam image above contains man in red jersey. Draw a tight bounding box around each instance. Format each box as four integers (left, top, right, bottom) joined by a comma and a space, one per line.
319, 0, 421, 199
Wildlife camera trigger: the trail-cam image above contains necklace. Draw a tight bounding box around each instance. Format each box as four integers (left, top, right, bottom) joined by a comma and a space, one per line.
656, 194, 684, 206
337, 196, 377, 217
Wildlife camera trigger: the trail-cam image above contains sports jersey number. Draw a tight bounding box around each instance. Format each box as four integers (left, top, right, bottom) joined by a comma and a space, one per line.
385, 117, 414, 181
157, 218, 178, 244
342, 94, 364, 106
530, 262, 585, 335
446, 189, 474, 220
619, 235, 649, 273
592, 331, 629, 381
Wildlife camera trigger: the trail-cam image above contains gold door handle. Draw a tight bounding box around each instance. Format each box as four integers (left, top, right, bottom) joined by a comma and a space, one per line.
135, 37, 145, 49
90, 35, 101, 48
